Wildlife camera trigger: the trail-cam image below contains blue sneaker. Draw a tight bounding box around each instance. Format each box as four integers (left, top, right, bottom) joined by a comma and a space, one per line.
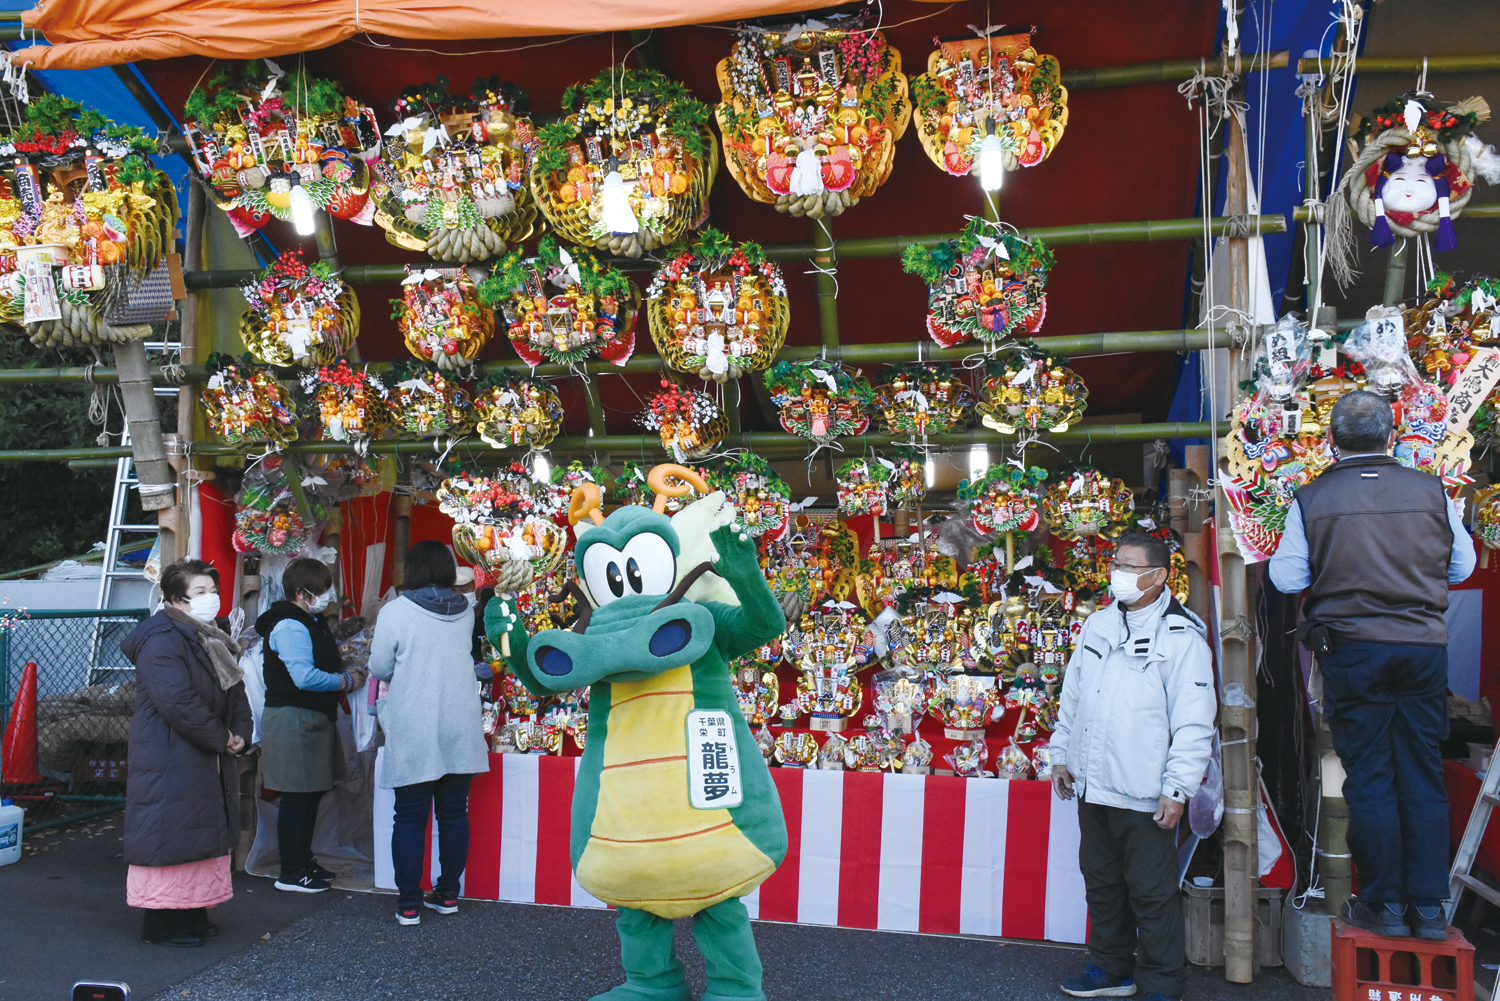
1141, 995, 1182, 1001
1060, 965, 1137, 998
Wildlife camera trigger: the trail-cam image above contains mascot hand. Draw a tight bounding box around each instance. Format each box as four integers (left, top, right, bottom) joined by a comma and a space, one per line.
484, 594, 522, 645
710, 521, 758, 577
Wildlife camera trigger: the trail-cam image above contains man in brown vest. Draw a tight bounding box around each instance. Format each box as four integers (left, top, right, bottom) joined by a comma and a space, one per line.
1270, 390, 1475, 940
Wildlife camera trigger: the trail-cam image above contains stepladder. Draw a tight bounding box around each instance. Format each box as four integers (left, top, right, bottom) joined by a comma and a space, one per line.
1447, 743, 1500, 999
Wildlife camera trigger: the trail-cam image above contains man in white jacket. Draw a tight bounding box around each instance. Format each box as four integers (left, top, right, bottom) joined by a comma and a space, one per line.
1050, 532, 1217, 1001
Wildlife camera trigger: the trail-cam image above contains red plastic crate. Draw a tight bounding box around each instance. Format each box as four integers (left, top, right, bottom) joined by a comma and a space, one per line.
1331, 918, 1475, 1001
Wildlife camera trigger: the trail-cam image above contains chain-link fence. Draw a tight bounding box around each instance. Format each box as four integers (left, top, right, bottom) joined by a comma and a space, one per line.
1, 609, 149, 799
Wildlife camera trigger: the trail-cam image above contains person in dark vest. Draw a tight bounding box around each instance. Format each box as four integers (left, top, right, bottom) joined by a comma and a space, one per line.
1270, 390, 1475, 940
255, 557, 366, 893
122, 559, 253, 947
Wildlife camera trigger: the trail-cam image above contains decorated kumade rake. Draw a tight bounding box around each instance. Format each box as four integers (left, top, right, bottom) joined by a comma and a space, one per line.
730, 643, 783, 727
371, 77, 541, 263
438, 465, 569, 591
200, 354, 298, 447
1392, 379, 1474, 489
835, 457, 893, 516
902, 218, 1053, 349
233, 456, 323, 555
1475, 485, 1500, 568
977, 347, 1087, 434
1403, 273, 1500, 387
909, 29, 1068, 180
0, 97, 182, 348
715, 15, 910, 219
383, 363, 473, 439
473, 372, 564, 449
1041, 469, 1135, 541
887, 452, 927, 509
241, 251, 359, 367
478, 237, 638, 368
1327, 93, 1499, 287
779, 606, 871, 731
763, 359, 873, 445
646, 228, 789, 382
958, 464, 1046, 535
182, 61, 381, 236
872, 362, 974, 436
643, 380, 727, 462
926, 674, 999, 740
303, 360, 388, 444
530, 68, 716, 258
394, 267, 492, 369
705, 453, 790, 539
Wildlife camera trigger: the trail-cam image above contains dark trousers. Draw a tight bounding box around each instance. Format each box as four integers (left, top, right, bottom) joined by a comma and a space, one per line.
277, 790, 325, 879
391, 773, 473, 907
1320, 639, 1449, 906
1078, 801, 1185, 997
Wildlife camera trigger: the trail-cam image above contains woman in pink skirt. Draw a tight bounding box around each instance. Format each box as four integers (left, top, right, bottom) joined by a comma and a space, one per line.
120, 559, 252, 946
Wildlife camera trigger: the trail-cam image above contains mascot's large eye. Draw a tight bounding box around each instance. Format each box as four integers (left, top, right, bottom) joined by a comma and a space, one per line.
582, 544, 628, 607
621, 532, 675, 596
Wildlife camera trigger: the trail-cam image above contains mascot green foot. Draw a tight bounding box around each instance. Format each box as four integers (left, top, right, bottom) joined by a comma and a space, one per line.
598, 900, 766, 1001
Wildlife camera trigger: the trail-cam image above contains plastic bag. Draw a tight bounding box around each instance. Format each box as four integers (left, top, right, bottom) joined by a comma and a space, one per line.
1189, 736, 1225, 838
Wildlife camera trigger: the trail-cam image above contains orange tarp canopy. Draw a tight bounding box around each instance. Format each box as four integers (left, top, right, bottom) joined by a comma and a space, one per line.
15, 0, 830, 70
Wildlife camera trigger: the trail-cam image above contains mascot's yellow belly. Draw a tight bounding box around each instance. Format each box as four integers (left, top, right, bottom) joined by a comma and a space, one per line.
576, 665, 775, 919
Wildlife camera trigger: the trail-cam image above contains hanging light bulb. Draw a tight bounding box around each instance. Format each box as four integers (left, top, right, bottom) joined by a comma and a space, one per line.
288, 175, 317, 236
599, 157, 639, 235
924, 455, 937, 489
978, 123, 1006, 193
532, 453, 551, 484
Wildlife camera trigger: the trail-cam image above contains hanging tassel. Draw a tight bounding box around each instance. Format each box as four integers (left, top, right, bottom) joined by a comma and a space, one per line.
1436, 197, 1457, 252
1371, 197, 1394, 247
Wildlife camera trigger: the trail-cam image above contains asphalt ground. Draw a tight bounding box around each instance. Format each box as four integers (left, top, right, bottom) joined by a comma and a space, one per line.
1, 807, 1337, 1001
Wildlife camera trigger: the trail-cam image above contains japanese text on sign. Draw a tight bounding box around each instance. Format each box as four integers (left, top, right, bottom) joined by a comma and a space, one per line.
1447, 347, 1500, 431
686, 709, 743, 809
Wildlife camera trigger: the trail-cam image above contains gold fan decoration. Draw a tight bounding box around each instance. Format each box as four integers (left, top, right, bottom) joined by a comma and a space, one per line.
239, 251, 359, 367
371, 77, 541, 263
473, 371, 564, 448
0, 96, 182, 348
872, 362, 974, 436
977, 346, 1088, 433
909, 30, 1068, 179
715, 16, 910, 219
530, 69, 716, 258
393, 266, 493, 370
182, 61, 381, 236
645, 228, 789, 382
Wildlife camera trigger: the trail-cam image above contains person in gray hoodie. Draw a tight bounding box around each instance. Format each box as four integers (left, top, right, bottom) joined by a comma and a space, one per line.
368, 541, 490, 926
1049, 531, 1216, 1001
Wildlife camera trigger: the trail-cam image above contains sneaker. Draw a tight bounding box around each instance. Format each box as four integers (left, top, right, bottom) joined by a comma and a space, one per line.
396, 906, 421, 926
308, 861, 337, 882
1141, 995, 1182, 1001
1341, 897, 1409, 937
274, 871, 331, 894
423, 891, 459, 915
1410, 904, 1448, 942
1060, 965, 1137, 998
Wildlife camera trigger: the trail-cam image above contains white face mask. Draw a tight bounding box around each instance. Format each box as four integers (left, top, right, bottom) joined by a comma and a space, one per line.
185, 593, 220, 623
305, 588, 335, 614
463, 592, 478, 610
1109, 568, 1159, 606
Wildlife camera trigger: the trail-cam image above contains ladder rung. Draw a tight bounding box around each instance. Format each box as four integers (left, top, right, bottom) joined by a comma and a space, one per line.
1455, 873, 1500, 909
113, 524, 160, 533
1482, 792, 1500, 809
103, 570, 146, 579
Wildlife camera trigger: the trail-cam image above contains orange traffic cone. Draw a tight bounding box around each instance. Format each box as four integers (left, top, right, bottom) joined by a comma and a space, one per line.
2, 661, 43, 785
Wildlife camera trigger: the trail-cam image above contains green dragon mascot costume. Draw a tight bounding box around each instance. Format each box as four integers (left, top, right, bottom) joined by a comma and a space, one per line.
485, 465, 786, 1001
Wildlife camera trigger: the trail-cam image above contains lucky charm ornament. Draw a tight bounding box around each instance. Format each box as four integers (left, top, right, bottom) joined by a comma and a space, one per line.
383, 362, 474, 439
836, 457, 893, 517
473, 371, 564, 449
715, 14, 911, 219
706, 453, 790, 539
642, 380, 727, 462
1327, 93, 1499, 287
764, 359, 873, 445
958, 464, 1046, 535
200, 354, 298, 447
902, 218, 1053, 349
371, 77, 541, 263
438, 465, 568, 589
241, 251, 359, 367
478, 237, 638, 368
646, 228, 789, 382
909, 29, 1069, 180
977, 346, 1087, 433
303, 360, 388, 444
531, 68, 716, 258
872, 362, 974, 436
1041, 469, 1135, 540
182, 61, 381, 236
394, 267, 493, 370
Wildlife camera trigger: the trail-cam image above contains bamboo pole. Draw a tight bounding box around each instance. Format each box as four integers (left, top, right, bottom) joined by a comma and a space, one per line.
1294, 203, 1500, 222
0, 329, 1250, 386
1298, 53, 1500, 76
812, 218, 839, 350
1219, 111, 1259, 986
1383, 239, 1409, 306
180, 214, 1289, 289
0, 421, 1219, 463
